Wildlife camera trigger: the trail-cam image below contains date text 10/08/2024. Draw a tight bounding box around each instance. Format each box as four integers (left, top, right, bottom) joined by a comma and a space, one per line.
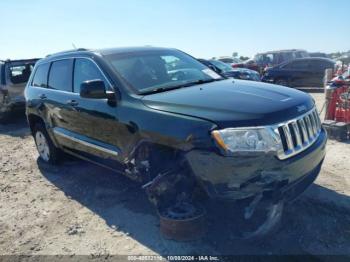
127, 255, 220, 261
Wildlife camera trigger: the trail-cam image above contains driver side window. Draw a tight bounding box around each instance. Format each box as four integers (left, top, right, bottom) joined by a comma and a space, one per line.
73, 58, 109, 93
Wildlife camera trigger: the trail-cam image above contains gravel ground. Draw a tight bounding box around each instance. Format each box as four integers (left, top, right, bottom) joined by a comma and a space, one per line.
0, 93, 349, 258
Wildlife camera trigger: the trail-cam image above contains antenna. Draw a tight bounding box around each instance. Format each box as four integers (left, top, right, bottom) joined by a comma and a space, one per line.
72, 43, 77, 49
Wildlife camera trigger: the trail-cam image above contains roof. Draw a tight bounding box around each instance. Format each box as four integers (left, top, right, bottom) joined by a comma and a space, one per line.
44, 46, 174, 60
95, 46, 174, 56
45, 48, 90, 57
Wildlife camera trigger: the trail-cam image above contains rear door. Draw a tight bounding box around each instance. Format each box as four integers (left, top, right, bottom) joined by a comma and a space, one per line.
56, 58, 122, 167
42, 59, 79, 148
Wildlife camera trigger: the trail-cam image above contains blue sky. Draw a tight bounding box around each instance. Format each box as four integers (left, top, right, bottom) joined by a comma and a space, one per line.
1, 0, 349, 59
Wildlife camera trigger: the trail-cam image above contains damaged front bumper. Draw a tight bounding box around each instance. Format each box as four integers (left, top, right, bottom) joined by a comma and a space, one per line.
186, 128, 327, 202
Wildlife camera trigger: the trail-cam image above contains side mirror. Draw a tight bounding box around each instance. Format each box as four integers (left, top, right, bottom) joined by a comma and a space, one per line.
80, 79, 107, 99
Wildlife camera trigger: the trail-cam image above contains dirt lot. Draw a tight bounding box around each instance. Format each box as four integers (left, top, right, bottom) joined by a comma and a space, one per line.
0, 93, 350, 258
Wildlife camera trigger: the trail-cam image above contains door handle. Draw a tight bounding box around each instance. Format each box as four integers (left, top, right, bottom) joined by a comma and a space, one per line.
38, 94, 47, 99
66, 100, 79, 106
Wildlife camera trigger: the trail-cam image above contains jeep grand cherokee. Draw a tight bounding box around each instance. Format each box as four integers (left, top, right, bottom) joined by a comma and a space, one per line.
25, 47, 326, 238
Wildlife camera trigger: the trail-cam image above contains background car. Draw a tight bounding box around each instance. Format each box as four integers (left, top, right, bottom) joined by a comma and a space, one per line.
233, 49, 310, 74
231, 59, 260, 72
0, 58, 39, 123
216, 56, 242, 66
198, 59, 261, 81
262, 57, 335, 87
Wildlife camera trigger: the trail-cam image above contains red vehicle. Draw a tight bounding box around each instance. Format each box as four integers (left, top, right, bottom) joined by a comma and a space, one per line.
232, 59, 260, 72
324, 72, 350, 141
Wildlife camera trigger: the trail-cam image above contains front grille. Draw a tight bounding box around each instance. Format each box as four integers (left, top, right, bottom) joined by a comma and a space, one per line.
275, 108, 322, 160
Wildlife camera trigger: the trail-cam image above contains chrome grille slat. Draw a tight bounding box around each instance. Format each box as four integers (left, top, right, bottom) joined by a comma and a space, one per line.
291, 121, 302, 148
282, 125, 294, 151
298, 118, 309, 143
276, 108, 322, 160
313, 110, 321, 129
305, 115, 314, 138
309, 113, 317, 136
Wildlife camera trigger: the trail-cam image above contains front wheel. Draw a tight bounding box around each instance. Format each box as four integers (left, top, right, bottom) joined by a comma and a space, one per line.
236, 200, 284, 240
33, 123, 61, 164
209, 198, 284, 241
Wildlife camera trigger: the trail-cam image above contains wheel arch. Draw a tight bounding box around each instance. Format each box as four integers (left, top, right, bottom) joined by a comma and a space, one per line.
27, 113, 46, 135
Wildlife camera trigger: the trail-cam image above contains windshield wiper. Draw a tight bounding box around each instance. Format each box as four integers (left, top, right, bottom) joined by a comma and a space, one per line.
140, 78, 224, 95
181, 78, 223, 87
140, 85, 184, 95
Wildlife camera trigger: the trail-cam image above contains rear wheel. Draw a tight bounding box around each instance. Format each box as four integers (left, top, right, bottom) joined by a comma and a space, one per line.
33, 123, 61, 164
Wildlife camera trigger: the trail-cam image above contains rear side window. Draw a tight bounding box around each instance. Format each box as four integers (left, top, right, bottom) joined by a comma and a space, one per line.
48, 59, 73, 92
32, 63, 50, 88
73, 58, 108, 93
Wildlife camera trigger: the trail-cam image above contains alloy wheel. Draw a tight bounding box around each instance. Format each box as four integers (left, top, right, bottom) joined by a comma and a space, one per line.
35, 131, 50, 162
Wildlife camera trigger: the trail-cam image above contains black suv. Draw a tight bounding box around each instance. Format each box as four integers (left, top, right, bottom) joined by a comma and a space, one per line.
25, 47, 327, 238
262, 57, 335, 87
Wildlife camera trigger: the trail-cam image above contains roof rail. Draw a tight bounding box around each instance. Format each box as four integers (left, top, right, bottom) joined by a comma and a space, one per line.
46, 48, 89, 58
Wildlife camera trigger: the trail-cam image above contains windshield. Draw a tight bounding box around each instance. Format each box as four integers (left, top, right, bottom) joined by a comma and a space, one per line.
105, 49, 222, 94
209, 60, 233, 73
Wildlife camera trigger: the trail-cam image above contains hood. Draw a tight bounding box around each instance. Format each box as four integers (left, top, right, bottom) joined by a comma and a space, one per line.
141, 79, 314, 128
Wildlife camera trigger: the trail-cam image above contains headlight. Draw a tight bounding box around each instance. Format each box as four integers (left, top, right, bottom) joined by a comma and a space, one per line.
211, 127, 282, 155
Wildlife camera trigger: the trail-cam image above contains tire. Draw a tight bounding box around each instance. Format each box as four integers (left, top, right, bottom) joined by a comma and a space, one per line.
33, 123, 61, 165
210, 198, 284, 241
275, 79, 289, 87
238, 200, 284, 241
